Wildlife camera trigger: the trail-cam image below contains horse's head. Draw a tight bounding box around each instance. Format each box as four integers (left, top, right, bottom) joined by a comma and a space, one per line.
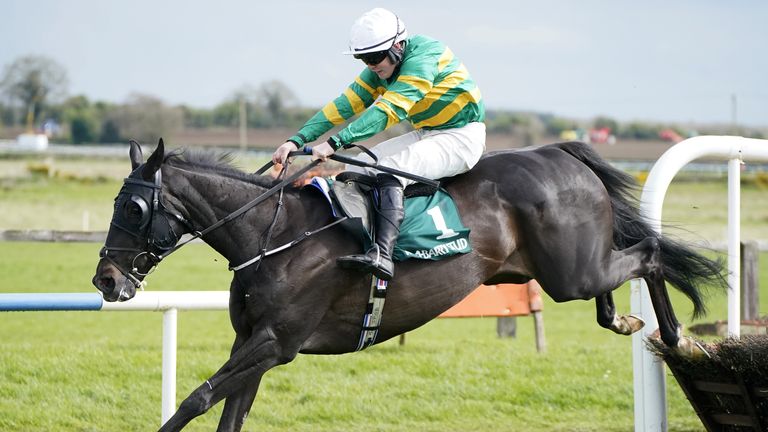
92, 139, 190, 302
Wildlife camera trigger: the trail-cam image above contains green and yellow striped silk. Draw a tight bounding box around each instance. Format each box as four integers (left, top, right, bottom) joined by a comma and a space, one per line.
288, 35, 484, 148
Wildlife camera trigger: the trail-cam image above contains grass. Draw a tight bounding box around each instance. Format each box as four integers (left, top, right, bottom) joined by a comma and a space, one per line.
3, 242, 763, 431
0, 154, 767, 430
0, 243, 717, 431
660, 179, 768, 243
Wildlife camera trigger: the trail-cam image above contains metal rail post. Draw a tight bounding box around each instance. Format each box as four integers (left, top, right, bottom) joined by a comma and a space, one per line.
162, 308, 178, 424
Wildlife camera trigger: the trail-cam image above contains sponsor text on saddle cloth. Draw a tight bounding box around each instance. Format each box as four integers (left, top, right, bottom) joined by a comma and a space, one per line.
307, 175, 471, 262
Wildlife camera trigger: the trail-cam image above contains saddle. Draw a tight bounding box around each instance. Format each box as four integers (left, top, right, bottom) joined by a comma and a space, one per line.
306, 172, 472, 261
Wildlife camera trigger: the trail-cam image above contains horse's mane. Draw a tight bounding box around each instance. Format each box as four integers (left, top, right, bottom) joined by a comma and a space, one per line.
164, 148, 284, 188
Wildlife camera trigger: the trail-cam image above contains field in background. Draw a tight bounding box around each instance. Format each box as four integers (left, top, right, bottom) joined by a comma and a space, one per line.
1, 147, 767, 430
1, 152, 766, 242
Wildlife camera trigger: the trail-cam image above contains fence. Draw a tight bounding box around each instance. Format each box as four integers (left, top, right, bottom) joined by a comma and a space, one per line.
632, 135, 768, 431
1, 284, 546, 425
398, 281, 547, 352
0, 290, 228, 424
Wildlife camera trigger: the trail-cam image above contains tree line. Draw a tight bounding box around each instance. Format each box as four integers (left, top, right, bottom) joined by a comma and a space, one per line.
1, 55, 762, 145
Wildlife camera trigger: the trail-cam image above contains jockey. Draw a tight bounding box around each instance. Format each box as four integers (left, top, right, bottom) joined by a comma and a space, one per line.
273, 7, 486, 281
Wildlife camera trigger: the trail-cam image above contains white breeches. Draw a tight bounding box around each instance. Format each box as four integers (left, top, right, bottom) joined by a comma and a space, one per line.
346, 122, 486, 187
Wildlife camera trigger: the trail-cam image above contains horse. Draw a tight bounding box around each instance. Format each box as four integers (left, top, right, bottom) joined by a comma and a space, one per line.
92, 139, 725, 431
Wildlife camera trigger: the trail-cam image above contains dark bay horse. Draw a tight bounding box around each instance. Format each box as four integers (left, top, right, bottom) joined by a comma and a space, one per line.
92, 139, 725, 431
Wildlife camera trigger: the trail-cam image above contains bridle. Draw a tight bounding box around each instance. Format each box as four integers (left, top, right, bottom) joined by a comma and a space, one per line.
99, 157, 325, 291
99, 169, 194, 290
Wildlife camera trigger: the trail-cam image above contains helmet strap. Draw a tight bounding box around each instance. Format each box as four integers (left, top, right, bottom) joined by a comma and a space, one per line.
387, 41, 405, 64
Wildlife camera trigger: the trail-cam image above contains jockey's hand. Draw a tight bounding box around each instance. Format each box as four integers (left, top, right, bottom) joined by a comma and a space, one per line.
273, 141, 298, 165
311, 141, 335, 162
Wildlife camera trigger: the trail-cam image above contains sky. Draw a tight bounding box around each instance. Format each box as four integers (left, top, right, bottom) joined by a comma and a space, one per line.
3, 0, 767, 127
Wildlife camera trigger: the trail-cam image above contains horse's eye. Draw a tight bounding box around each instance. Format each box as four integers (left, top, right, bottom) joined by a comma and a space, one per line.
125, 200, 144, 224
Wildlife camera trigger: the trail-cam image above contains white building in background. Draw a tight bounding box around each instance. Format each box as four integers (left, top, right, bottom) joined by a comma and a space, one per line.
16, 133, 49, 150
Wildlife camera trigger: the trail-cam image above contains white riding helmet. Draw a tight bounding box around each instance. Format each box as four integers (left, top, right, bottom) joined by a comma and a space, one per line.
343, 8, 408, 55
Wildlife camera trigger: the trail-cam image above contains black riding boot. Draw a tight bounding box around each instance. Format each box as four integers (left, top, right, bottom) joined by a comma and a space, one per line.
337, 174, 404, 281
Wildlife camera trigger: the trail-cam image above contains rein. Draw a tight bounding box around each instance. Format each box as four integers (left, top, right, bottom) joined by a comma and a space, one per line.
256, 146, 440, 189
158, 158, 322, 260
232, 146, 438, 270
102, 157, 321, 289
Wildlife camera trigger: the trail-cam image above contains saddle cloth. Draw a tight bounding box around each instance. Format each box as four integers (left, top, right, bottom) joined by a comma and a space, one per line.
306, 174, 472, 261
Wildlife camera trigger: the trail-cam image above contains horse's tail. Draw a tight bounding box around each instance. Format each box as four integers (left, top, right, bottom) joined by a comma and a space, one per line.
555, 141, 726, 318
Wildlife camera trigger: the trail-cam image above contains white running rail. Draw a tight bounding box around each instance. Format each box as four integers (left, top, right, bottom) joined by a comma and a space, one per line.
631, 135, 768, 431
0, 290, 229, 425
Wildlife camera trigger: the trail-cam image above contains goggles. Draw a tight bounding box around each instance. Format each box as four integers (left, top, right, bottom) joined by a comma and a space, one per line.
354, 50, 388, 66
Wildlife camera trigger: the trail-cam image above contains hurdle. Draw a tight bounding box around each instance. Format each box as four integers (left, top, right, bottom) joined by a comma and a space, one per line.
632, 136, 768, 431
0, 291, 228, 425
398, 281, 546, 352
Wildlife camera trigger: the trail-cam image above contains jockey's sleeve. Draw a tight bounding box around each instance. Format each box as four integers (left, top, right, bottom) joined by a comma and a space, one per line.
287, 73, 380, 148
334, 43, 444, 146
287, 35, 483, 149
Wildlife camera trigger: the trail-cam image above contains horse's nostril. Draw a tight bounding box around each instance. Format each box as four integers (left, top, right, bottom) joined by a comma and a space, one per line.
99, 277, 115, 291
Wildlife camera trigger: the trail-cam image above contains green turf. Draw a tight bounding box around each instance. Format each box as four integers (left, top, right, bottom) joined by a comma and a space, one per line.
2, 242, 765, 431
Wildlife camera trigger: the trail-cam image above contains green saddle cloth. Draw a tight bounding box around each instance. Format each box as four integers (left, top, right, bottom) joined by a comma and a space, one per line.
307, 177, 472, 261
393, 189, 472, 261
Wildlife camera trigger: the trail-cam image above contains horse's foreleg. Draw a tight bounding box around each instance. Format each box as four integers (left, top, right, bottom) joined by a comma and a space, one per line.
216, 378, 261, 432
158, 328, 294, 432
216, 334, 261, 432
595, 294, 645, 335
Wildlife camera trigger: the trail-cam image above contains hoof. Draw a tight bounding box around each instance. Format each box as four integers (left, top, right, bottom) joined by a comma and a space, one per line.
623, 314, 646, 334
610, 314, 646, 335
675, 336, 710, 359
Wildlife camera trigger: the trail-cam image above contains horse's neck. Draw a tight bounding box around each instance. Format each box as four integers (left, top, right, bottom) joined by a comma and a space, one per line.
164, 167, 314, 262
166, 169, 275, 256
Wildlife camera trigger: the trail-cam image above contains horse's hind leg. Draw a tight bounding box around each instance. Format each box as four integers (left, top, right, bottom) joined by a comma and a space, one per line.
607, 237, 683, 347
539, 236, 680, 344
643, 259, 684, 348
595, 293, 645, 335
639, 251, 705, 353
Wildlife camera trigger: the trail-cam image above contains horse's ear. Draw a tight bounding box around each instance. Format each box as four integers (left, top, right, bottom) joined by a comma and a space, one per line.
141, 138, 165, 181
129, 139, 143, 171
